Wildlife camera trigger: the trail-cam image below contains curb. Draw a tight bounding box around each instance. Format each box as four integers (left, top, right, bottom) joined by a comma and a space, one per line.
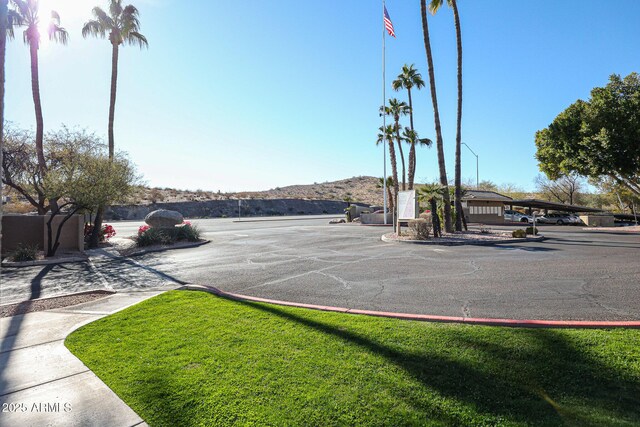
1, 255, 88, 268
232, 216, 342, 223
381, 234, 546, 246
181, 285, 640, 329
121, 239, 210, 258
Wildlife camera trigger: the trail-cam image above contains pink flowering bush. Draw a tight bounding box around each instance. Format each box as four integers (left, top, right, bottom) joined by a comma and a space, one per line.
84, 223, 117, 242
135, 220, 200, 247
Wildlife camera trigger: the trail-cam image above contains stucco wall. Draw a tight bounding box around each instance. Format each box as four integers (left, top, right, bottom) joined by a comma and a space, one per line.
104, 199, 358, 221
1, 214, 84, 256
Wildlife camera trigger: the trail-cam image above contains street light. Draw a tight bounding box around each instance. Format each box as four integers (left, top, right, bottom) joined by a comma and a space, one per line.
461, 142, 479, 190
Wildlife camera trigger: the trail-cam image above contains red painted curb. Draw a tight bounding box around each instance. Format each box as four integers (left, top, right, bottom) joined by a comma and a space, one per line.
182, 285, 640, 329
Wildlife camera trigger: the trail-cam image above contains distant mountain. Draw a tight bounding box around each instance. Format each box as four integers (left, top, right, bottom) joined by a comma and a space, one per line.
131, 176, 384, 206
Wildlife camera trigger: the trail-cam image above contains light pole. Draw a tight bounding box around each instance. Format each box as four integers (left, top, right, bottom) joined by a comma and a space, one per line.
461, 142, 479, 190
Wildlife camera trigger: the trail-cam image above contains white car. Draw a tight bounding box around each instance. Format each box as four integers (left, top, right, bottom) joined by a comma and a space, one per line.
504, 210, 533, 223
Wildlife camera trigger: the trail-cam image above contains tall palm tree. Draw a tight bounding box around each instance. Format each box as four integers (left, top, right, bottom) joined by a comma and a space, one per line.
1, 0, 7, 251
377, 176, 395, 213
382, 98, 410, 191
376, 124, 399, 203
420, 0, 452, 233
402, 127, 432, 186
10, 0, 67, 176
392, 64, 425, 190
82, 0, 147, 160
429, 0, 463, 231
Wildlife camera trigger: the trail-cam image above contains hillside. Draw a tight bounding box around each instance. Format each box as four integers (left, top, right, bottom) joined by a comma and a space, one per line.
130, 176, 384, 206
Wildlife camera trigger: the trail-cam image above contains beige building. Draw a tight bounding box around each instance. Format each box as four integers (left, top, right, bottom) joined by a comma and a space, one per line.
462, 190, 512, 224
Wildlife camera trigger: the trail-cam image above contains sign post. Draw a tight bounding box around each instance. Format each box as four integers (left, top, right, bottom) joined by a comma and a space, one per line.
397, 190, 418, 236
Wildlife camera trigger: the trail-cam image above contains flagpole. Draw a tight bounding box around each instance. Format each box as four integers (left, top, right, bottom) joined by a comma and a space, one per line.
382, 0, 388, 225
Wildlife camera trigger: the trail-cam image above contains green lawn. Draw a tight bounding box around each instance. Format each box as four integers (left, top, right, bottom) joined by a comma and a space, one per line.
65, 291, 640, 427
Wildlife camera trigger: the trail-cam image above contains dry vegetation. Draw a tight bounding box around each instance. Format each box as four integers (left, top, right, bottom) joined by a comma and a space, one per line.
2, 176, 384, 212
121, 176, 384, 206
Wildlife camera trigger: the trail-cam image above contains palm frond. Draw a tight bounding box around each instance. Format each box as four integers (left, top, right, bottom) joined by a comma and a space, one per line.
92, 7, 114, 29
82, 19, 106, 39
49, 23, 68, 45
10, 0, 29, 17
125, 31, 147, 48
428, 0, 445, 15
6, 9, 22, 39
109, 0, 123, 20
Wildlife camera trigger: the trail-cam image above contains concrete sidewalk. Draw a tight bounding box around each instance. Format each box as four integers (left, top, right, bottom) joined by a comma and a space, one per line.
0, 291, 164, 427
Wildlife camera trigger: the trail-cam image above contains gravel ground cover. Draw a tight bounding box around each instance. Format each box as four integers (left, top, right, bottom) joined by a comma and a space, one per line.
0, 290, 114, 318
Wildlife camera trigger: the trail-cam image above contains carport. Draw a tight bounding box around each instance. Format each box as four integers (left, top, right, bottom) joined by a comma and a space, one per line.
505, 199, 604, 215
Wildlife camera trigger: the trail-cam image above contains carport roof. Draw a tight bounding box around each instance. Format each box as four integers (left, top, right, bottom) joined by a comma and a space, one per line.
506, 199, 604, 213
462, 190, 513, 202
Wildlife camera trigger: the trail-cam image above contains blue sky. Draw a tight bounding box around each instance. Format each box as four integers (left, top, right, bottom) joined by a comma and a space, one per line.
5, 0, 640, 192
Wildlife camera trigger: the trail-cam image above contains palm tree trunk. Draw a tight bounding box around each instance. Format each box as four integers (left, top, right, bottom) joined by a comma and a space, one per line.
420, 0, 452, 233
388, 139, 399, 201
108, 42, 119, 160
407, 88, 416, 190
29, 39, 46, 175
394, 120, 406, 191
452, 0, 463, 232
0, 0, 7, 254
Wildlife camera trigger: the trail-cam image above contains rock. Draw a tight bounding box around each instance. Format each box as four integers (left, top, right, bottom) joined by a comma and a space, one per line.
145, 209, 184, 228
329, 218, 346, 224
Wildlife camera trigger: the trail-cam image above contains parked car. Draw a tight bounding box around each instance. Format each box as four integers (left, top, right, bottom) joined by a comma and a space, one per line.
536, 213, 576, 225
504, 209, 533, 223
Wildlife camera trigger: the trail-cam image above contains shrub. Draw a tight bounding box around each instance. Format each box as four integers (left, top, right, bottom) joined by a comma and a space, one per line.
408, 218, 431, 240
135, 221, 201, 247
526, 226, 539, 235
10, 244, 39, 262
84, 223, 116, 242
512, 229, 527, 238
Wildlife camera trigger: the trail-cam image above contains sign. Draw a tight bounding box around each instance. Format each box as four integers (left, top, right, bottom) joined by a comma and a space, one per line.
397, 190, 418, 220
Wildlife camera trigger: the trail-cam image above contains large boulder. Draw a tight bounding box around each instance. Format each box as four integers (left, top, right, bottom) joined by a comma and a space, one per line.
145, 209, 184, 229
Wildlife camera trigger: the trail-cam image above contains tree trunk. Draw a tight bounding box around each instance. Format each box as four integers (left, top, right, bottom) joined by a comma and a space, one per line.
407, 88, 416, 190
88, 205, 104, 249
452, 0, 463, 232
430, 198, 441, 238
108, 43, 119, 160
388, 139, 399, 202
29, 36, 46, 176
420, 0, 452, 233
0, 0, 7, 255
395, 120, 406, 191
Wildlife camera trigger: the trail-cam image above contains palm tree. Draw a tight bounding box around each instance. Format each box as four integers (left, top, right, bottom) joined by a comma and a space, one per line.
420, 0, 452, 233
402, 127, 432, 186
417, 183, 444, 237
376, 124, 399, 203
82, 0, 148, 160
429, 0, 463, 231
381, 98, 410, 191
377, 176, 395, 213
1, 0, 7, 250
392, 64, 425, 190
9, 0, 67, 176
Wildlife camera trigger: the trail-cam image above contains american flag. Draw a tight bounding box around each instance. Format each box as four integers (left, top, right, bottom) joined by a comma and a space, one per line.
384, 6, 396, 38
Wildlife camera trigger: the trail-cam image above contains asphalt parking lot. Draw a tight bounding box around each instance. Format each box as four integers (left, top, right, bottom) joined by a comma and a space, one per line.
2, 216, 639, 321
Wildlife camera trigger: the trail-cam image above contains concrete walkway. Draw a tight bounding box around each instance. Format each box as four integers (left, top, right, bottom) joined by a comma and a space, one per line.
0, 291, 163, 427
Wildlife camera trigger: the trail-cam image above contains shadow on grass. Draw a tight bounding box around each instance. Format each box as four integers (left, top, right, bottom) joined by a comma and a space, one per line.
226, 298, 640, 426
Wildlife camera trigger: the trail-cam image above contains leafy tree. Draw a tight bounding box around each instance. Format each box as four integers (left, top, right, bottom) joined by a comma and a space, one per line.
535, 73, 640, 198
392, 64, 425, 190
8, 0, 68, 176
420, 0, 452, 232
429, 0, 464, 231
534, 173, 584, 205
381, 98, 410, 191
82, 0, 148, 160
376, 124, 399, 205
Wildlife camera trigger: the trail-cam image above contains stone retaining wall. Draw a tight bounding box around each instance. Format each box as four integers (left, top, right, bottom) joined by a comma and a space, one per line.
104, 199, 364, 221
